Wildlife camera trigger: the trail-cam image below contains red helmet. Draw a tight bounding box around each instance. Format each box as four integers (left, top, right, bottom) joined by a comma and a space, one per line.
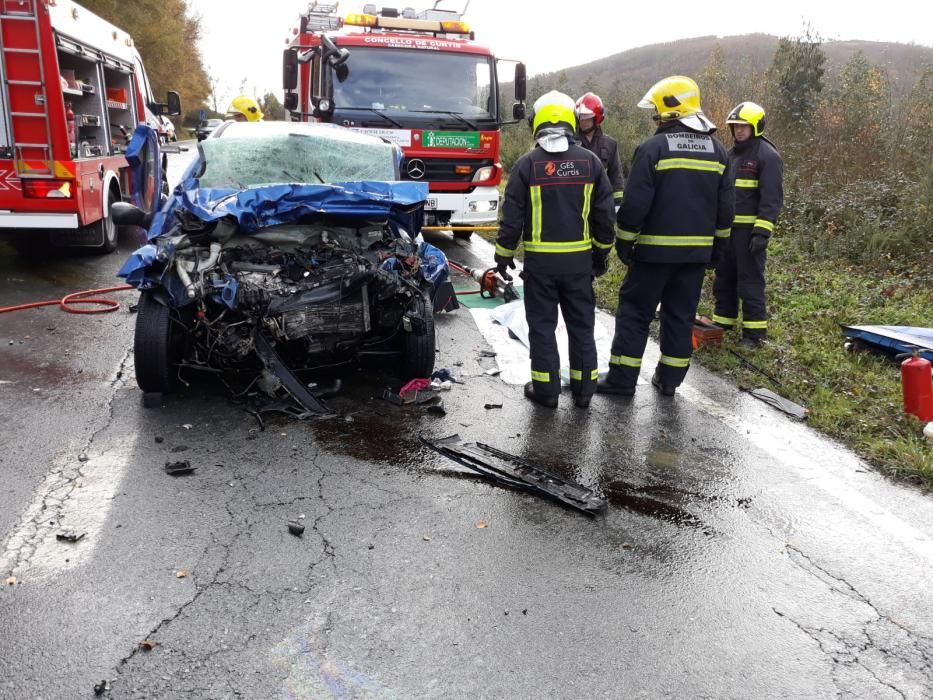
575, 92, 605, 125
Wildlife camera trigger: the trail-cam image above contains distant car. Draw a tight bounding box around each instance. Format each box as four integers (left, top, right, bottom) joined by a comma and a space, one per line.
117, 121, 451, 407
159, 115, 176, 142
195, 118, 223, 141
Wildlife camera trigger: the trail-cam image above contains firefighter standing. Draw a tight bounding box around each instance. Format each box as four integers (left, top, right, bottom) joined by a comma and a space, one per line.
495, 91, 616, 409
598, 76, 734, 397
575, 93, 626, 209
713, 102, 784, 346
227, 95, 264, 122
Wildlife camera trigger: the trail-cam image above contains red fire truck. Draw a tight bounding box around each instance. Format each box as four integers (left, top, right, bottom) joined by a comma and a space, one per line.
0, 0, 179, 253
283, 3, 526, 240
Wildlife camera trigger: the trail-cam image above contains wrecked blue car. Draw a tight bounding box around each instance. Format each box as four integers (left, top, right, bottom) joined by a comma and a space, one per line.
116, 122, 451, 410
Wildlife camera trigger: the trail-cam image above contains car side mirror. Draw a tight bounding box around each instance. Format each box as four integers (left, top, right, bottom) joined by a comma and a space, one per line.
166, 91, 181, 116
512, 102, 526, 121
112, 201, 150, 227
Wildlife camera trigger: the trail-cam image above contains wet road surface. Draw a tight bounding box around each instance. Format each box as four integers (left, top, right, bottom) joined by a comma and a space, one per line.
1, 145, 932, 698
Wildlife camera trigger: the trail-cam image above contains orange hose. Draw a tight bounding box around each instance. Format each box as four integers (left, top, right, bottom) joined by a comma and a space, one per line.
0, 284, 134, 315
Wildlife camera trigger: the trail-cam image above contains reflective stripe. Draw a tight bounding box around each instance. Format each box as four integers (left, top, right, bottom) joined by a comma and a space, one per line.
581, 182, 593, 241
571, 369, 599, 381
610, 354, 642, 368
659, 354, 691, 368
530, 185, 543, 243
735, 178, 759, 188
495, 243, 515, 257
617, 229, 639, 242
754, 219, 774, 232
715, 228, 731, 238
655, 158, 726, 175
712, 315, 737, 326
638, 235, 713, 247
742, 320, 768, 329
524, 240, 591, 254
733, 214, 757, 225
531, 370, 551, 383
612, 190, 624, 199
592, 238, 613, 251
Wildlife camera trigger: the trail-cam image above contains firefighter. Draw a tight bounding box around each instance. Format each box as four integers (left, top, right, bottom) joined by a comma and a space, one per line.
598, 76, 734, 397
713, 101, 784, 346
227, 95, 264, 122
494, 90, 616, 409
575, 92, 626, 209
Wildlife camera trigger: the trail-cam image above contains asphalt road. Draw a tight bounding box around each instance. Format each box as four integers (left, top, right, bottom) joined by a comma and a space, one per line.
1, 143, 932, 698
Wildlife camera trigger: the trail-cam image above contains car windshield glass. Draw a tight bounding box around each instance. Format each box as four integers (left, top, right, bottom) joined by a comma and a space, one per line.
333, 48, 495, 119
197, 129, 397, 189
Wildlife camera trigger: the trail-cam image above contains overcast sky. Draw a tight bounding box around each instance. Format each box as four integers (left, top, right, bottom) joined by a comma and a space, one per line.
192, 0, 933, 110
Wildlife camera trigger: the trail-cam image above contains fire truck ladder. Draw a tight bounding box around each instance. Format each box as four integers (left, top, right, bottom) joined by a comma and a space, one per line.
0, 0, 55, 177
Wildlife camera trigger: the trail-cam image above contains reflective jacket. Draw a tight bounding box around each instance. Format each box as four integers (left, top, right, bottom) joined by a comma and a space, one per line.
577, 127, 625, 204
617, 122, 734, 264
495, 142, 616, 275
731, 136, 784, 238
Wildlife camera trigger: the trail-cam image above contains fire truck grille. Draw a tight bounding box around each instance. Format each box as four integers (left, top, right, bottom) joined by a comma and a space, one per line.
402, 158, 494, 183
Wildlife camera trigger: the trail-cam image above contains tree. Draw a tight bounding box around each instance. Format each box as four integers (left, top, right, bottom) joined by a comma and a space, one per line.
767, 24, 826, 136
260, 92, 287, 121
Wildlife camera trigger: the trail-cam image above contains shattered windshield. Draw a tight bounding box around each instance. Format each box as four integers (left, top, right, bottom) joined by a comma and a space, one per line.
197, 127, 399, 189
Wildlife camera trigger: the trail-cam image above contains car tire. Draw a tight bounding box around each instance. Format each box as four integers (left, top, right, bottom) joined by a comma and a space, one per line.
96, 192, 119, 254
400, 293, 436, 379
135, 291, 185, 393
453, 230, 473, 241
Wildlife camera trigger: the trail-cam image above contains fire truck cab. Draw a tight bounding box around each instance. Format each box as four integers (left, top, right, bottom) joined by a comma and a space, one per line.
0, 0, 180, 253
283, 3, 526, 239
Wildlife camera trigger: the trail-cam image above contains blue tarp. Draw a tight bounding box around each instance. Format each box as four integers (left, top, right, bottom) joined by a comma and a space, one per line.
841, 325, 933, 362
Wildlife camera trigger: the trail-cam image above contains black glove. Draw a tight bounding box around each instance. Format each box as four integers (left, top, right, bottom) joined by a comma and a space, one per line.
748, 231, 769, 255
615, 240, 634, 267
592, 252, 609, 278
495, 257, 516, 281
708, 238, 727, 270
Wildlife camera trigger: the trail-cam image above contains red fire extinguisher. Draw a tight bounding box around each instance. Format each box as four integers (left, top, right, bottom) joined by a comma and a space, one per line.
900, 350, 933, 422
65, 101, 77, 156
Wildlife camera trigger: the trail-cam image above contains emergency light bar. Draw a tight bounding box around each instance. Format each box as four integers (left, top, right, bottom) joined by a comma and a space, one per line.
343, 12, 471, 34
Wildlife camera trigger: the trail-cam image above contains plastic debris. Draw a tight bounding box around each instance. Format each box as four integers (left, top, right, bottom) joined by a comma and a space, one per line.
139, 640, 157, 651
747, 388, 809, 420
164, 461, 196, 476
431, 368, 460, 383
288, 521, 305, 537
93, 680, 110, 696
484, 403, 503, 410
399, 378, 432, 398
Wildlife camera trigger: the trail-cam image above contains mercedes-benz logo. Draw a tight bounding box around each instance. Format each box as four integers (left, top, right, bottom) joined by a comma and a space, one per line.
406, 159, 426, 179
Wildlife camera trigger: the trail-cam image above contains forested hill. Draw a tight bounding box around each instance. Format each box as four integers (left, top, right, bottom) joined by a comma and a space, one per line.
531, 34, 933, 97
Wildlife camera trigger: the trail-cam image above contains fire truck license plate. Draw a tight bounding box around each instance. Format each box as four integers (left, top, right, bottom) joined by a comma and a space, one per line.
425, 198, 437, 210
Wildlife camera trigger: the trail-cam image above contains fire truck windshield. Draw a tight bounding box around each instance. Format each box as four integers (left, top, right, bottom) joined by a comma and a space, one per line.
331, 48, 497, 128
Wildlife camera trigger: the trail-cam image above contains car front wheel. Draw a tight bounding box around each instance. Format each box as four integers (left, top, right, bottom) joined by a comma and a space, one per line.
399, 294, 436, 379
135, 292, 187, 393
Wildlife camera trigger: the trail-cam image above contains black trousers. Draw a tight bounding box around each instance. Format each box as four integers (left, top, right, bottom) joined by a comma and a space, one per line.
607, 262, 706, 389
713, 226, 768, 338
523, 271, 597, 399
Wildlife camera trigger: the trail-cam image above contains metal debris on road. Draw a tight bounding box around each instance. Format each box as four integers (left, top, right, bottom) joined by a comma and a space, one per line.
747, 387, 809, 420
164, 461, 196, 476
55, 529, 86, 543
93, 680, 110, 696
253, 332, 332, 417
484, 403, 503, 410
421, 436, 607, 515
287, 521, 305, 537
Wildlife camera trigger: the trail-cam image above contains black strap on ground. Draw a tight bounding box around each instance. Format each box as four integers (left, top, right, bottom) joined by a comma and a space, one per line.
420, 436, 606, 515
253, 332, 332, 415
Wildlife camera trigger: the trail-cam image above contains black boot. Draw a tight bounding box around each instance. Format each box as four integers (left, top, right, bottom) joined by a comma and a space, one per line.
572, 393, 592, 408
740, 335, 764, 349
595, 380, 635, 396
651, 370, 676, 397
524, 381, 558, 408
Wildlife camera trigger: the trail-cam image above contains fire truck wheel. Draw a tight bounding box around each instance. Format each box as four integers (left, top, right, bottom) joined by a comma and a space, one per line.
399, 293, 436, 379
453, 230, 473, 241
134, 291, 185, 393
96, 191, 119, 254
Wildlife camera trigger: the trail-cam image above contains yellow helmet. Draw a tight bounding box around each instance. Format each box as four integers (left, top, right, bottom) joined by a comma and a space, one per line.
531, 90, 576, 135
228, 95, 263, 122
638, 76, 702, 121
726, 101, 766, 137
